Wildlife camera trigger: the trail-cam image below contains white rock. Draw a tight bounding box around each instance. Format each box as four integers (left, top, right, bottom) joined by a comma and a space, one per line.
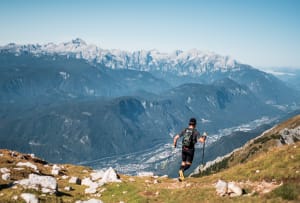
16, 174, 57, 194
0, 167, 10, 173
228, 182, 243, 196
14, 167, 24, 170
82, 177, 100, 194
62, 175, 69, 179
100, 167, 121, 184
75, 199, 103, 203
85, 187, 97, 194
0, 153, 3, 157
2, 173, 10, 181
21, 193, 38, 203
82, 177, 94, 186
12, 195, 18, 200
69, 176, 81, 185
16, 162, 38, 172
91, 170, 105, 181
64, 186, 72, 191
51, 164, 61, 175
137, 171, 154, 177
215, 179, 228, 196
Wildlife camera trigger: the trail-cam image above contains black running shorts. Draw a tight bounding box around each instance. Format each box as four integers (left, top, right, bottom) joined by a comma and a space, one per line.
182, 147, 195, 163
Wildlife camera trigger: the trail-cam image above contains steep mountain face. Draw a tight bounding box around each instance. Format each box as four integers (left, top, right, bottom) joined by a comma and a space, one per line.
0, 53, 170, 102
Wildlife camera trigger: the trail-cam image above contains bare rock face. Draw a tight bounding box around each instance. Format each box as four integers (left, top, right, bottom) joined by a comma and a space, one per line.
280, 127, 300, 145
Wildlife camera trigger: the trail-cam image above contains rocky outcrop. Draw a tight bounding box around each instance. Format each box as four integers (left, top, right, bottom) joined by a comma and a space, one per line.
16, 174, 57, 194
279, 127, 300, 145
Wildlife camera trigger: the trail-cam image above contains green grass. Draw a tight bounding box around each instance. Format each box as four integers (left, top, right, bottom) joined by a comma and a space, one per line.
270, 183, 299, 201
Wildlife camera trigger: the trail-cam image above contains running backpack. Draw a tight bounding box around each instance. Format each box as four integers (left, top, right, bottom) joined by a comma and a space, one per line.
182, 128, 194, 147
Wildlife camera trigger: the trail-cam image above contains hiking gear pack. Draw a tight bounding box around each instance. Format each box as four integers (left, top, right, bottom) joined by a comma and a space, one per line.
182, 128, 195, 148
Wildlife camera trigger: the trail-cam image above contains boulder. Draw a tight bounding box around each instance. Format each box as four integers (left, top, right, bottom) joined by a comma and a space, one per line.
228, 182, 243, 197
2, 173, 10, 181
16, 162, 39, 172
99, 167, 121, 184
0, 167, 10, 173
16, 174, 57, 194
90, 170, 105, 181
51, 164, 61, 175
21, 193, 38, 203
82, 177, 99, 194
69, 176, 82, 185
215, 179, 228, 196
215, 180, 243, 197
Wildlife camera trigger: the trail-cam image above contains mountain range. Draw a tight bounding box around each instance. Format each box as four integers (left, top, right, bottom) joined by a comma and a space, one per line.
0, 39, 299, 168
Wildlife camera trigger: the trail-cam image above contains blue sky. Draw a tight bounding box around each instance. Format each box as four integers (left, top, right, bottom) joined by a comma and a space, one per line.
0, 0, 299, 68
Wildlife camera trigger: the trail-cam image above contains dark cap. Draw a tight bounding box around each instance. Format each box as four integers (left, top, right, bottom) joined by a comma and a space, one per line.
189, 118, 197, 126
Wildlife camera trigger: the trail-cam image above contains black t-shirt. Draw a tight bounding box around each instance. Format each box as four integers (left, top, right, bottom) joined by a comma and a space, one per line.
179, 127, 200, 149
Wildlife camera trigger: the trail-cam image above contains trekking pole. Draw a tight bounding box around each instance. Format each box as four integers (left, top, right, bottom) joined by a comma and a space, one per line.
201, 132, 207, 168
202, 138, 206, 165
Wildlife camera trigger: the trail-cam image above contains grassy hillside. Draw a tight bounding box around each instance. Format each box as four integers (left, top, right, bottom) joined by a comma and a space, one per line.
0, 115, 299, 202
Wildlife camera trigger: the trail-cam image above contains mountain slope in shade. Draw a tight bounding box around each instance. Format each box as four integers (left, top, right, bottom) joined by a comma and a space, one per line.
0, 80, 280, 164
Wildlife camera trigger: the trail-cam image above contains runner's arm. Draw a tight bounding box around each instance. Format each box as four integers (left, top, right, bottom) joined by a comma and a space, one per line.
173, 134, 180, 147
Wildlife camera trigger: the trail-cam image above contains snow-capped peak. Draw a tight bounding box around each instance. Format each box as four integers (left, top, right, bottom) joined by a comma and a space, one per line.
0, 39, 240, 75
